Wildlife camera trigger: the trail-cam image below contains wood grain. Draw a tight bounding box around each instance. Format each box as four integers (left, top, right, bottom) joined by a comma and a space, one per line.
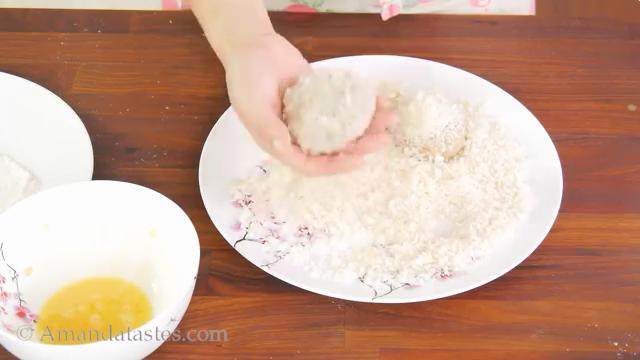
0, 2, 639, 359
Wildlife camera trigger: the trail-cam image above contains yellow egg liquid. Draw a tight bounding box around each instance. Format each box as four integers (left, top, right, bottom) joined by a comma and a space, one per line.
36, 277, 152, 345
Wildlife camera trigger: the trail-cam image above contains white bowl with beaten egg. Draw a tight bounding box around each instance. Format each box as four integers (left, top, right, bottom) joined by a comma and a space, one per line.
0, 181, 200, 359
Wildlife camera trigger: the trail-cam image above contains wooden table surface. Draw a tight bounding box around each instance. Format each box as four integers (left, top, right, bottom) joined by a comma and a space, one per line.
0, 3, 639, 359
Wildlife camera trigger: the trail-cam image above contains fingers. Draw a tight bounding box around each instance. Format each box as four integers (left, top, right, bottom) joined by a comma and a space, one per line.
240, 96, 397, 177
345, 96, 398, 156
273, 137, 364, 176
244, 110, 363, 176
345, 132, 391, 156
368, 96, 398, 134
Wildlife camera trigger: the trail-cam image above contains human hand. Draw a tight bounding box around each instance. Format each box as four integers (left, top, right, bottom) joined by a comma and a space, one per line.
222, 33, 396, 176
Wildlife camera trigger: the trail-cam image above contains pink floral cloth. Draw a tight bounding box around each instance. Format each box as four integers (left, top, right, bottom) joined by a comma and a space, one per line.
164, 0, 535, 20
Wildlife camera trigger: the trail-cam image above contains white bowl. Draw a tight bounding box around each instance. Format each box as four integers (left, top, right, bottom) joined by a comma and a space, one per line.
0, 181, 200, 359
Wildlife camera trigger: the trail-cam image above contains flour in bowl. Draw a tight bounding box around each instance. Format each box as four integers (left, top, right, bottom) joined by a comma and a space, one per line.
232, 91, 528, 288
0, 154, 40, 212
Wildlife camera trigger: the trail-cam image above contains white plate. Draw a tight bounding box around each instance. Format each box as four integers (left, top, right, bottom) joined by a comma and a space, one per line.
0, 72, 93, 200
199, 55, 563, 303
